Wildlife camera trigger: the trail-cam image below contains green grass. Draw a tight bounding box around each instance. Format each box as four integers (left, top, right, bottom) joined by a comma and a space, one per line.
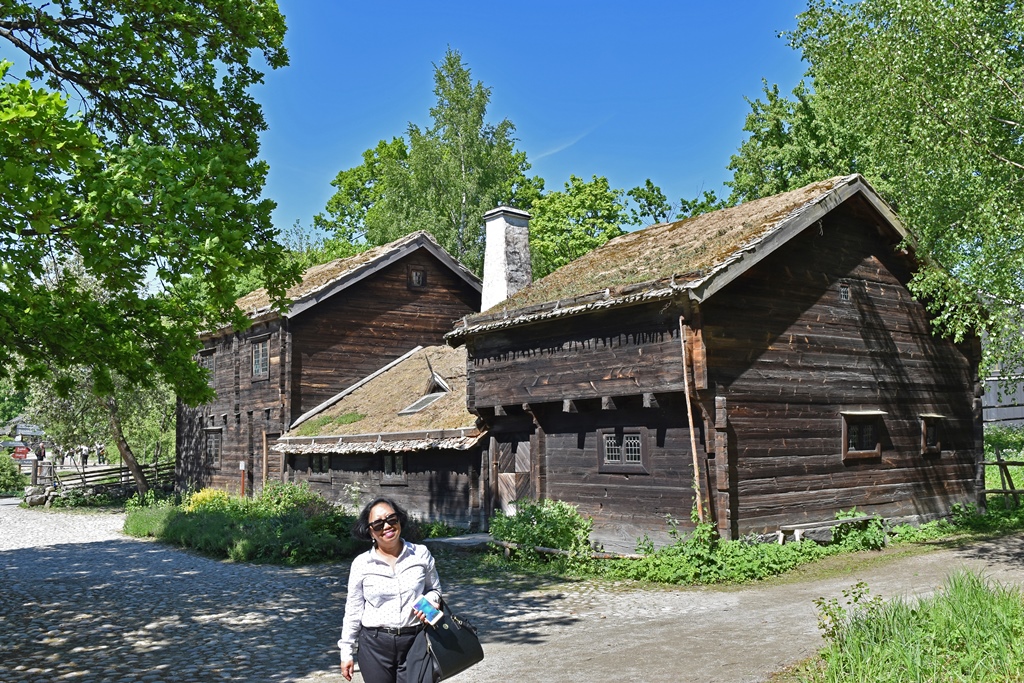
793, 570, 1024, 683
293, 412, 364, 436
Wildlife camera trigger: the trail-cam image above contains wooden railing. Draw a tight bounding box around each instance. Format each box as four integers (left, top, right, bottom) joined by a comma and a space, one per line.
981, 451, 1022, 507
22, 461, 175, 490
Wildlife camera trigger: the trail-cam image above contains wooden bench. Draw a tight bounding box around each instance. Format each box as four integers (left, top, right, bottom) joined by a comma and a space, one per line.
777, 515, 874, 544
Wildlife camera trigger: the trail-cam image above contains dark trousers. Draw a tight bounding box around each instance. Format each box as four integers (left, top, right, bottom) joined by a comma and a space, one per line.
357, 628, 419, 683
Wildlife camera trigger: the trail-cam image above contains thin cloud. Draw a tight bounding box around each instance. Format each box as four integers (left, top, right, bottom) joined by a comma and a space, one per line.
532, 117, 612, 161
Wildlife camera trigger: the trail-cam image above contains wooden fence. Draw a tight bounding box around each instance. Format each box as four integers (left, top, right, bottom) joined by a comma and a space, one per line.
980, 450, 1022, 508
20, 460, 175, 490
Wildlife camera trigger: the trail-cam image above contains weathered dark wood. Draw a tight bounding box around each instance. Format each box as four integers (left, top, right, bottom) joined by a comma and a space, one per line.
460, 200, 980, 540
179, 249, 480, 499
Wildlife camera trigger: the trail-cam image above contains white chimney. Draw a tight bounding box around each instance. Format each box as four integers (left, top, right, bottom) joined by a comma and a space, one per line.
481, 206, 532, 312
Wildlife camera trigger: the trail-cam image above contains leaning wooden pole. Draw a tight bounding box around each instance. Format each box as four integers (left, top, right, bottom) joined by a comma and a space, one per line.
680, 316, 705, 523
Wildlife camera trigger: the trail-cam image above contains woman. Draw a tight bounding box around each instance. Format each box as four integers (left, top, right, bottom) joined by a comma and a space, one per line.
339, 498, 441, 683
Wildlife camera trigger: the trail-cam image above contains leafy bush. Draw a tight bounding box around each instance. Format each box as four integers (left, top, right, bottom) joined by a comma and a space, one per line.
182, 487, 232, 514
420, 519, 465, 539
122, 501, 178, 537
602, 516, 831, 585
489, 499, 593, 567
124, 483, 361, 564
0, 456, 27, 494
830, 508, 888, 551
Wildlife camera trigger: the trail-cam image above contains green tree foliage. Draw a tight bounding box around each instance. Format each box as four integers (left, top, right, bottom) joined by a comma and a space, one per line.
529, 175, 630, 279
315, 48, 538, 274
0, 1, 300, 407
726, 80, 861, 204
730, 1, 1024, 374
0, 375, 27, 425
627, 178, 673, 225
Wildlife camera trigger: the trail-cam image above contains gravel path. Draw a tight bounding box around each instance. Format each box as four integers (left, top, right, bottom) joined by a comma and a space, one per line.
3, 501, 1024, 682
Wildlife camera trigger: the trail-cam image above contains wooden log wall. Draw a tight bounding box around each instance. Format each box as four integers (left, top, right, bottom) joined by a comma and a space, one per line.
178, 320, 288, 494
704, 210, 979, 534
528, 402, 710, 539
287, 448, 485, 529
178, 250, 478, 495
467, 304, 688, 409
289, 254, 479, 415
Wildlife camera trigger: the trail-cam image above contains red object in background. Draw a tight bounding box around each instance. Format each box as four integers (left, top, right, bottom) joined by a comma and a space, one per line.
12, 445, 29, 459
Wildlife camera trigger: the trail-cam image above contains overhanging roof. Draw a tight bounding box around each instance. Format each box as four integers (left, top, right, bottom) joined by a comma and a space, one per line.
447, 174, 906, 340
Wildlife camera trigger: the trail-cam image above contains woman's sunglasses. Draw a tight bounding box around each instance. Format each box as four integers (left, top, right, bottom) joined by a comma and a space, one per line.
368, 513, 400, 533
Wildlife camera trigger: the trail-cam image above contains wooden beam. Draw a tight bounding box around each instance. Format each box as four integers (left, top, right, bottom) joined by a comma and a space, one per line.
562, 399, 577, 413
643, 392, 659, 409
601, 396, 615, 410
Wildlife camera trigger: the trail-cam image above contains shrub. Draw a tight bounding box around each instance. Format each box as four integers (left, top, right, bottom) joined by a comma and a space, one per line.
250, 481, 333, 518
0, 456, 27, 494
182, 488, 232, 514
830, 508, 887, 551
123, 503, 178, 538
602, 516, 831, 585
124, 483, 360, 565
490, 499, 593, 567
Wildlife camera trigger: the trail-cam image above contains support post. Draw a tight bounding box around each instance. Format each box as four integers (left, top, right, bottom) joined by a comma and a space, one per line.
680, 316, 705, 523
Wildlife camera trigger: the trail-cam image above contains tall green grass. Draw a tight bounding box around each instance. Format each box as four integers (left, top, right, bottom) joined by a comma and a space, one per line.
805, 570, 1024, 682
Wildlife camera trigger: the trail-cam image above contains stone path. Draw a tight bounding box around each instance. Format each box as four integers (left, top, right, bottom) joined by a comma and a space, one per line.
3, 502, 1024, 682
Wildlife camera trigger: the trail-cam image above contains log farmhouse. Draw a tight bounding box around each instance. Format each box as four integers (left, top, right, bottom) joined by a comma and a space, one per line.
176, 231, 481, 495
271, 344, 487, 529
447, 175, 982, 547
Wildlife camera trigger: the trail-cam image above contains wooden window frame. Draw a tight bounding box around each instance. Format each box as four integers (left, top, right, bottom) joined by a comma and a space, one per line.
381, 454, 407, 485
408, 267, 427, 289
310, 453, 331, 481
198, 349, 216, 376
251, 336, 270, 380
841, 411, 885, 462
920, 414, 943, 456
204, 429, 222, 469
598, 427, 650, 474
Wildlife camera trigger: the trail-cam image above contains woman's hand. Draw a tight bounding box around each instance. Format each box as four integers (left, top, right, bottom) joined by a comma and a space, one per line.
412, 595, 439, 625
341, 658, 354, 681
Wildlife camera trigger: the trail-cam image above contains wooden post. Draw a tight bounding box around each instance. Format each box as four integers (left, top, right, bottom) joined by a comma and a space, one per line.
262, 430, 269, 490
680, 316, 705, 523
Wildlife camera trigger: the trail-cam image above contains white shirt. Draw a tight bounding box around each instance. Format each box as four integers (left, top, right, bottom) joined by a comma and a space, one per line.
338, 540, 442, 660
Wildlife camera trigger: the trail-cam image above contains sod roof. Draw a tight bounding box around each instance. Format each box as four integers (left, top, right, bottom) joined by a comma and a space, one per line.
448, 174, 903, 340
280, 345, 477, 448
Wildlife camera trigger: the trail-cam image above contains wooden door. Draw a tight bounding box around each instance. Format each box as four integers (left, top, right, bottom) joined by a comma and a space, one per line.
496, 438, 531, 515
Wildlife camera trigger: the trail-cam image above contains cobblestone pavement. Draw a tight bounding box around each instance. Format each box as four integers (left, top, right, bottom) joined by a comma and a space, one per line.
4, 502, 1024, 682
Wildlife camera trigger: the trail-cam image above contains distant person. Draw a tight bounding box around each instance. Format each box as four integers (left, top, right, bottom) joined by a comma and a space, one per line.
339, 498, 441, 683
79, 445, 89, 467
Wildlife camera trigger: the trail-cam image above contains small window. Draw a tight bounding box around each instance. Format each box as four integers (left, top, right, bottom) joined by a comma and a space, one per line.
841, 412, 884, 461
382, 454, 407, 485
205, 430, 222, 468
598, 428, 649, 474
921, 415, 943, 456
311, 453, 331, 475
839, 284, 851, 302
252, 338, 270, 379
408, 268, 427, 289
198, 350, 215, 374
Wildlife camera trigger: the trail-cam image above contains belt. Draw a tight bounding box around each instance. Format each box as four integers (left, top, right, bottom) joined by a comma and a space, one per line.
363, 624, 426, 636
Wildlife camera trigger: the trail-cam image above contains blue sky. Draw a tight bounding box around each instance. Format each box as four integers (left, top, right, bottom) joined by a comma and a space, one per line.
256, 1, 810, 235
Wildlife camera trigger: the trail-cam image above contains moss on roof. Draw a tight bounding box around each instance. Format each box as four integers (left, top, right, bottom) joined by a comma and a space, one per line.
289, 345, 474, 437
235, 231, 432, 317
494, 176, 848, 312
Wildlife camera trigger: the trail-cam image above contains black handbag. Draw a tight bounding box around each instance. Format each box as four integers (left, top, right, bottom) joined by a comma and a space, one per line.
425, 598, 484, 680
